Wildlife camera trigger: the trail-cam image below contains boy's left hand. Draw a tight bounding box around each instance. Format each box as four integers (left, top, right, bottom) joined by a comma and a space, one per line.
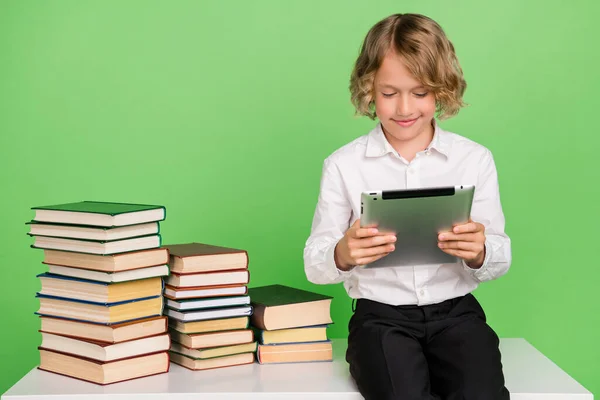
437, 219, 486, 269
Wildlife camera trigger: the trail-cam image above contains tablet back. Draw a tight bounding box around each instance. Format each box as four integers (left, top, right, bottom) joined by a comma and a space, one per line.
360, 185, 474, 268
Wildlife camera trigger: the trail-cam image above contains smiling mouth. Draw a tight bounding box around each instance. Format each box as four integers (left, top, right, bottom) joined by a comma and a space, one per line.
394, 117, 418, 123
392, 117, 419, 126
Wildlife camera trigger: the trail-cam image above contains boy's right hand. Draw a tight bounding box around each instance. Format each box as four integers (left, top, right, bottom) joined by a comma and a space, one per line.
334, 219, 397, 271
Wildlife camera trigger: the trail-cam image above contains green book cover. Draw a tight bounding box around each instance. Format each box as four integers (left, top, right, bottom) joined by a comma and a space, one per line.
26, 221, 161, 231
248, 284, 332, 307
32, 201, 165, 216
30, 233, 161, 244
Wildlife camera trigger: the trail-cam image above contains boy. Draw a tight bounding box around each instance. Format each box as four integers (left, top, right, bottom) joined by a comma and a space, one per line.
304, 13, 511, 400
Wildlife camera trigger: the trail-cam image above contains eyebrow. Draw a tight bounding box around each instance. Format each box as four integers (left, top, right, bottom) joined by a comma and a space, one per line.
378, 83, 426, 91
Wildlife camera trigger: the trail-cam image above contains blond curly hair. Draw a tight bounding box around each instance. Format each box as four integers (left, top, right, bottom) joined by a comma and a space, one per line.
350, 14, 466, 120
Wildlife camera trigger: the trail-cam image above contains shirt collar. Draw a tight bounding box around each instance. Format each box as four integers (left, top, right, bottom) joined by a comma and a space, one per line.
365, 119, 452, 158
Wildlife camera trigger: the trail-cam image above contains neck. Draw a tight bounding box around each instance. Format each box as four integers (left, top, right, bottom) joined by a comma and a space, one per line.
382, 120, 435, 162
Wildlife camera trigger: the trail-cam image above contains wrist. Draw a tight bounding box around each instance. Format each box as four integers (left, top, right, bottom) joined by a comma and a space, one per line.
467, 248, 486, 269
334, 243, 353, 271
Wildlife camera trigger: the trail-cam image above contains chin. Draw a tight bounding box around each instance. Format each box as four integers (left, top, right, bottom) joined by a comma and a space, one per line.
384, 125, 419, 139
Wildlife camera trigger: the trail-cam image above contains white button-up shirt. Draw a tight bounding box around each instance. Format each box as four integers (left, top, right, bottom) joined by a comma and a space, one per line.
303, 121, 511, 306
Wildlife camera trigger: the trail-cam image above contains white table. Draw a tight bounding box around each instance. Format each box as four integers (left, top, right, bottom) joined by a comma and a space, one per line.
1, 339, 593, 400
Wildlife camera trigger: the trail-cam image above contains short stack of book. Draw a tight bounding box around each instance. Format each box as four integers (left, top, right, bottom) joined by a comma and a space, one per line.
28, 201, 171, 385
249, 284, 334, 364
162, 243, 256, 370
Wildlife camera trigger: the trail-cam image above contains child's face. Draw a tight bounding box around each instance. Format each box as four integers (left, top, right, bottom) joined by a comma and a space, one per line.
373, 51, 436, 149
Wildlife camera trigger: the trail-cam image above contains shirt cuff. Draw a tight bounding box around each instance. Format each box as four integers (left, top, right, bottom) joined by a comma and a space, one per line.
462, 241, 492, 281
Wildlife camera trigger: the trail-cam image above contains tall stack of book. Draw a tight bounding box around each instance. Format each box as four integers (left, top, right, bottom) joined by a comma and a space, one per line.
249, 284, 334, 364
162, 243, 256, 371
28, 201, 171, 385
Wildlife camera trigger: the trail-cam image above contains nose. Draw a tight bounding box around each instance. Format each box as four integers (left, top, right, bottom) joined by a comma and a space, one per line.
396, 94, 413, 118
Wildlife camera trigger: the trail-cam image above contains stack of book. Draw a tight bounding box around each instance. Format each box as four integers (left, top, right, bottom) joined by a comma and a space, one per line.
249, 284, 334, 364
28, 201, 171, 385
162, 243, 256, 370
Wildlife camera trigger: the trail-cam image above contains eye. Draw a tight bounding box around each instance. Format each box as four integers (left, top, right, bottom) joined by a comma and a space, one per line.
382, 92, 396, 98
414, 92, 429, 98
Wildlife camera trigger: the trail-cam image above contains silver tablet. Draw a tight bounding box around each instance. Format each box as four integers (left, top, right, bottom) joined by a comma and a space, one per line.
360, 185, 475, 268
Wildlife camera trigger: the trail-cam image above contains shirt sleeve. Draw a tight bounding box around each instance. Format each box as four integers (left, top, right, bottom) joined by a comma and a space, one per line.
303, 158, 354, 285
462, 149, 512, 282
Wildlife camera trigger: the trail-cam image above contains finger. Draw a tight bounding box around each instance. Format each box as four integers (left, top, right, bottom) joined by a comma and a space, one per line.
353, 226, 380, 238
348, 235, 395, 253
361, 234, 396, 247
349, 218, 378, 238
438, 240, 480, 252
351, 243, 395, 260
438, 232, 478, 242
453, 221, 484, 234
451, 222, 477, 234
438, 248, 474, 260
356, 251, 394, 266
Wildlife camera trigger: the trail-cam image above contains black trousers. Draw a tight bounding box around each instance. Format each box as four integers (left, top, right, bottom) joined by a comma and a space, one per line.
346, 294, 510, 400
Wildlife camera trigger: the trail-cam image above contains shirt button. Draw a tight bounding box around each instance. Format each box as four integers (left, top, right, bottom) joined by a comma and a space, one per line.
408, 168, 415, 174
426, 150, 431, 156
419, 289, 425, 296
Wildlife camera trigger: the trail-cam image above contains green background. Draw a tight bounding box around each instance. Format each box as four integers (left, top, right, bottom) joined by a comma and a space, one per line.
1, 0, 598, 396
